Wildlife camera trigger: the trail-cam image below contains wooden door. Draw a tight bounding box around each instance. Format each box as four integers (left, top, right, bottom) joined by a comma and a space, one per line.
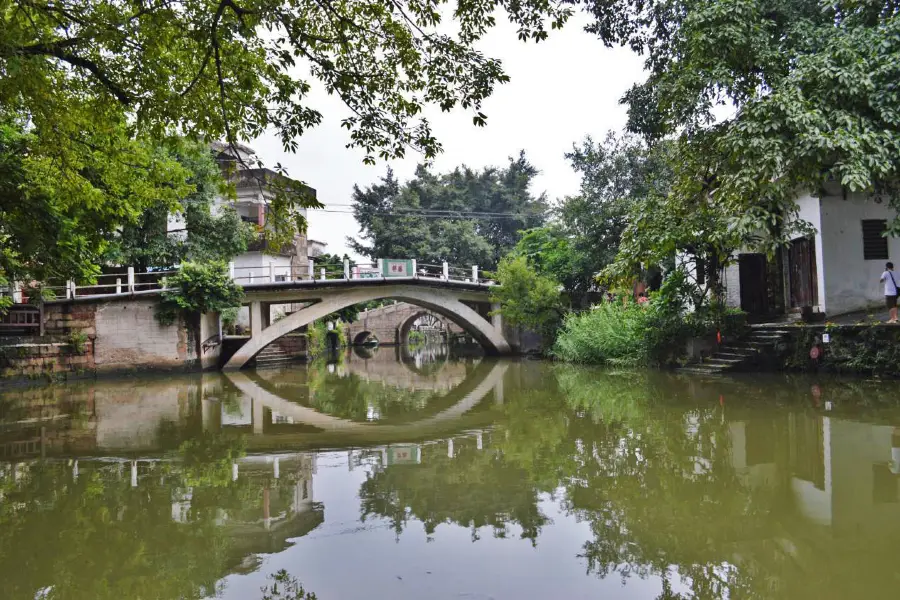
739, 253, 769, 315
789, 238, 818, 309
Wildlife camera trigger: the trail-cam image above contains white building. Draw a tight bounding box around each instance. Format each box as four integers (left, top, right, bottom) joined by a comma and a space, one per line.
723, 187, 899, 319
213, 142, 316, 284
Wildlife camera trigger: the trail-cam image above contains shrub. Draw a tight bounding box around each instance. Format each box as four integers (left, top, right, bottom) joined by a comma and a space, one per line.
553, 295, 747, 367
157, 261, 244, 325
490, 255, 564, 338
552, 299, 652, 366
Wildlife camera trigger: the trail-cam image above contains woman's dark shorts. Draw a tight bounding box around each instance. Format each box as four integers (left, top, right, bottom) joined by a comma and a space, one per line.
887, 295, 898, 309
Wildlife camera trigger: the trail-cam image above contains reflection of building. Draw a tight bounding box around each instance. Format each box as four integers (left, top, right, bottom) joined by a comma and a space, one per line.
729, 413, 900, 537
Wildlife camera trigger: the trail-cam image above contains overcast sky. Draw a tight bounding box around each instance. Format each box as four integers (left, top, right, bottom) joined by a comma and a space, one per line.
249, 16, 646, 260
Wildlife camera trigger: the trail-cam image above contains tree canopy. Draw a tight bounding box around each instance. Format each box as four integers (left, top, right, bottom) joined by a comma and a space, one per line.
109, 141, 256, 272
350, 154, 548, 268
514, 132, 672, 301
583, 0, 900, 239
0, 0, 570, 289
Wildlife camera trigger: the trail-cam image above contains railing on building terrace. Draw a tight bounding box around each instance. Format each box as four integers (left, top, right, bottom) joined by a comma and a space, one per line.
1, 259, 495, 305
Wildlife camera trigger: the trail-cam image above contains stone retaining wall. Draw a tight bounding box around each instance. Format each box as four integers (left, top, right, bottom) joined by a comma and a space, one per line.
1, 297, 222, 382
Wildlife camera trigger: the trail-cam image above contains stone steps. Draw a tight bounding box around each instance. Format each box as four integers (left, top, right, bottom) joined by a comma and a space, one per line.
253, 345, 302, 368
678, 327, 791, 376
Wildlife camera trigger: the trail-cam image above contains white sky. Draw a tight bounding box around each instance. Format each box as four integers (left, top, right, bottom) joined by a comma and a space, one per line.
249, 17, 646, 260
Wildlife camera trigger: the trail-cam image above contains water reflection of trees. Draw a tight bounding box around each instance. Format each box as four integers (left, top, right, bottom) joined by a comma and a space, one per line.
358, 365, 900, 599
359, 436, 549, 544
0, 432, 321, 600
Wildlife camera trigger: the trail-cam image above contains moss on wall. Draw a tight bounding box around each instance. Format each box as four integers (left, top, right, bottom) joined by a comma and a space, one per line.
780, 325, 900, 377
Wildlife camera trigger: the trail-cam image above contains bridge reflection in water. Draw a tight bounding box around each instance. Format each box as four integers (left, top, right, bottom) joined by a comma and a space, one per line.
5, 361, 900, 599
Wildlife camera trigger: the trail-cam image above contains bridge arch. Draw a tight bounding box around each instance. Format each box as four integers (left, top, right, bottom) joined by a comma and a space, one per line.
398, 310, 449, 345
224, 284, 510, 370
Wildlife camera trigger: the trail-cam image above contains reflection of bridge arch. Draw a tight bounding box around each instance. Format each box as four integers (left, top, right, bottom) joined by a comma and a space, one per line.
353, 330, 377, 346
225, 283, 509, 370
222, 360, 507, 443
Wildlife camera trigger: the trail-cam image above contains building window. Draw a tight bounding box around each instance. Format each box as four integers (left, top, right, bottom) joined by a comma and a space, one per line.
862, 219, 889, 260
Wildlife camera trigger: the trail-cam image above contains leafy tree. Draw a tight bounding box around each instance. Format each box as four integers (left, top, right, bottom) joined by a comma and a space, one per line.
109, 141, 256, 271
157, 261, 244, 326
511, 132, 672, 304
490, 255, 564, 340
0, 116, 191, 285
350, 155, 548, 268
0, 0, 571, 284
581, 0, 900, 240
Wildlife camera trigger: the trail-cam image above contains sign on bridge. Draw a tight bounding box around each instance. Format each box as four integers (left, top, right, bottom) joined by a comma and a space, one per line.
381, 259, 414, 277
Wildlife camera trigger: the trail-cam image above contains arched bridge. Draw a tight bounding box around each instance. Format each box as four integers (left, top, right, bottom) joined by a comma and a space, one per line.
224, 278, 510, 370
346, 302, 463, 347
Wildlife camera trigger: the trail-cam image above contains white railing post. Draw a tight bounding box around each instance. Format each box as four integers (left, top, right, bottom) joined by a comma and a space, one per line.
442, 261, 449, 281
377, 258, 383, 275
115, 278, 122, 294
308, 259, 315, 281
320, 267, 326, 281
228, 261, 235, 280
411, 259, 417, 278
127, 267, 135, 293
268, 262, 274, 283
66, 280, 76, 299
344, 258, 350, 280
472, 265, 479, 282
12, 281, 22, 304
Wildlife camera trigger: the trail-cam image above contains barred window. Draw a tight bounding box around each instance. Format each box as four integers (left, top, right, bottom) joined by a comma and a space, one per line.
862, 219, 889, 260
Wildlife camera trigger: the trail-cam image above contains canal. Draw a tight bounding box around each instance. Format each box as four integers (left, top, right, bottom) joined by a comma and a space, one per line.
2, 345, 900, 599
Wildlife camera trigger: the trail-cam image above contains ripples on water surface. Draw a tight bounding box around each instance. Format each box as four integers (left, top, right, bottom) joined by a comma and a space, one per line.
2, 344, 900, 599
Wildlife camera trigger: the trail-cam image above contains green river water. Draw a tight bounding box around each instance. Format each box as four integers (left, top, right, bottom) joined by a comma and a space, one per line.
2, 345, 900, 599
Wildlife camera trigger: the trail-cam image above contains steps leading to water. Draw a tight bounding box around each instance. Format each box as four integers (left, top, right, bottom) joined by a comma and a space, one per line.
252, 345, 302, 368
678, 328, 791, 376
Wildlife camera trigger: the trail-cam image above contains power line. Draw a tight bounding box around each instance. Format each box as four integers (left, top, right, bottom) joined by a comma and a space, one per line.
316, 207, 540, 220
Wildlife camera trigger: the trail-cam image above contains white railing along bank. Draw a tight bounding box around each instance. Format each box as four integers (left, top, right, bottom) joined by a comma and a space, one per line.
2, 259, 495, 304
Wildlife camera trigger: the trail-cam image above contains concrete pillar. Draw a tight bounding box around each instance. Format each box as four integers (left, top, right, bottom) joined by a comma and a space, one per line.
273, 457, 280, 479
268, 262, 274, 283
228, 261, 235, 280
476, 432, 483, 450
232, 462, 239, 482
131, 461, 138, 488
116, 278, 122, 294
250, 301, 263, 337
308, 259, 314, 280
320, 267, 326, 281
377, 258, 383, 275
127, 267, 135, 293
472, 265, 479, 282
252, 397, 264, 435
491, 302, 503, 333
447, 438, 454, 459
442, 261, 449, 280
344, 258, 350, 280
411, 259, 417, 277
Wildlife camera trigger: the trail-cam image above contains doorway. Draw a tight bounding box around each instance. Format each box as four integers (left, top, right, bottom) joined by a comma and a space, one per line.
739, 253, 769, 316
788, 237, 818, 309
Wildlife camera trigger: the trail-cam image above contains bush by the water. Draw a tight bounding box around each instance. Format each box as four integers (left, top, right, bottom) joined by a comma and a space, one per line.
552, 297, 745, 367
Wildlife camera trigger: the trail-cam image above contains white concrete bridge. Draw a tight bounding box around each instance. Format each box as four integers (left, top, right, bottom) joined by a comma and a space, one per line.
225, 277, 510, 370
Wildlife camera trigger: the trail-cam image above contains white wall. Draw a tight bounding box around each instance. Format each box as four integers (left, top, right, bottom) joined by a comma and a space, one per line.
723, 260, 741, 309
232, 252, 293, 284
819, 193, 900, 315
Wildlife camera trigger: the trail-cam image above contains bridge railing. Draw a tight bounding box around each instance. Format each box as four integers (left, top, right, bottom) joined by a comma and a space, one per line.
4, 259, 495, 305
